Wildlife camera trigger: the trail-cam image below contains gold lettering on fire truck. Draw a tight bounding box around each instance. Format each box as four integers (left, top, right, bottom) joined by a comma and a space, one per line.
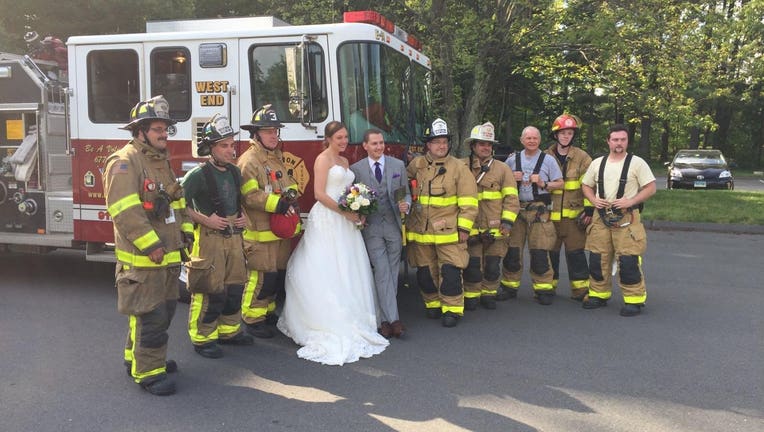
196, 80, 230, 106
281, 151, 310, 195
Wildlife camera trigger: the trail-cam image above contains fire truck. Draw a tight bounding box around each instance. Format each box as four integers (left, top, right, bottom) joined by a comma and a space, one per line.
0, 11, 432, 261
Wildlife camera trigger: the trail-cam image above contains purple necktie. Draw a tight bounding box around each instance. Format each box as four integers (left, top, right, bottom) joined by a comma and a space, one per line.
374, 161, 382, 183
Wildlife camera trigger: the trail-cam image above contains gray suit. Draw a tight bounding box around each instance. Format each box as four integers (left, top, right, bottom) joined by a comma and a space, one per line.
351, 156, 411, 323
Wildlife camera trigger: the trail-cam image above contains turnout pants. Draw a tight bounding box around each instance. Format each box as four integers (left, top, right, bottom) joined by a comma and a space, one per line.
242, 238, 291, 325
464, 236, 510, 300
585, 210, 647, 304
119, 266, 180, 384
551, 218, 590, 298
408, 241, 468, 315
187, 227, 247, 345
501, 205, 556, 294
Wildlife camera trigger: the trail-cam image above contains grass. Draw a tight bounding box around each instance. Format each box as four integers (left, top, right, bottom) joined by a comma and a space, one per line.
641, 189, 764, 225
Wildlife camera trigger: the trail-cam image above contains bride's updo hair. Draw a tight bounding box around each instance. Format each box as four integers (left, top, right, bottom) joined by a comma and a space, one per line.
323, 121, 347, 149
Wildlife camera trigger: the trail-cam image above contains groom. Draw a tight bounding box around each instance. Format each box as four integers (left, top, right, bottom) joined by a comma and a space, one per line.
351, 129, 411, 339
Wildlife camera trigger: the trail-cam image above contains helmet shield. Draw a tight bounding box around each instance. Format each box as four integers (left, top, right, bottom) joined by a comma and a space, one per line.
198, 114, 239, 156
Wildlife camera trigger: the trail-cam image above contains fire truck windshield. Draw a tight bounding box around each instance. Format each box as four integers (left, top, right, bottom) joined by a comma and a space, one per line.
338, 42, 431, 145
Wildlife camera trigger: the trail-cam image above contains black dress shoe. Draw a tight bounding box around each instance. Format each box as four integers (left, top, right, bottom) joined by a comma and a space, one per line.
536, 292, 554, 306
464, 297, 479, 311
425, 308, 441, 319
480, 296, 497, 310
620, 304, 643, 317
125, 360, 177, 377
441, 312, 460, 328
378, 321, 393, 339
246, 322, 275, 338
582, 297, 608, 309
139, 376, 176, 396
219, 332, 255, 345
194, 342, 223, 359
496, 286, 517, 301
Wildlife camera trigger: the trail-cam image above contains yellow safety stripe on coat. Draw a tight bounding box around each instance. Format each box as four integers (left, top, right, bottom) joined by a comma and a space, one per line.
419, 195, 457, 206
457, 196, 479, 207
464, 291, 481, 298
583, 198, 592, 207
264, 193, 281, 213
267, 301, 276, 313
564, 179, 581, 190
501, 279, 520, 288
424, 301, 442, 309
171, 198, 186, 210
441, 305, 464, 315
457, 217, 474, 231
241, 270, 267, 319
623, 294, 647, 304
406, 231, 459, 244
552, 279, 559, 288
469, 227, 504, 237
243, 223, 301, 243
588, 290, 612, 300
533, 282, 554, 291
481, 288, 498, 296
502, 210, 518, 222
502, 186, 518, 196
192, 225, 202, 255
479, 191, 502, 200
240, 178, 259, 195
551, 208, 585, 221
217, 323, 241, 338
133, 230, 161, 251
127, 315, 166, 382
571, 279, 589, 289
552, 189, 563, 195
115, 249, 181, 267
181, 222, 194, 234
189, 293, 218, 343
108, 193, 141, 217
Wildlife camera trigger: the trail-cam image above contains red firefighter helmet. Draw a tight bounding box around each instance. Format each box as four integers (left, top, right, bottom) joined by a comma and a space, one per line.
551, 114, 581, 133
270, 213, 300, 239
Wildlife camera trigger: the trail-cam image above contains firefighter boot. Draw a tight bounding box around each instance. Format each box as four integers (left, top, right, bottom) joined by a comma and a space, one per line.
536, 292, 554, 306
480, 295, 497, 310
620, 304, 643, 317
246, 322, 274, 339
464, 297, 480, 311
496, 285, 517, 301
441, 312, 460, 328
219, 331, 255, 345
125, 360, 177, 377
194, 342, 224, 359
139, 375, 176, 396
582, 297, 608, 309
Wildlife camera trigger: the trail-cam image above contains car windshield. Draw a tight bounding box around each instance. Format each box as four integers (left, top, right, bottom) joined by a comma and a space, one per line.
674, 152, 726, 167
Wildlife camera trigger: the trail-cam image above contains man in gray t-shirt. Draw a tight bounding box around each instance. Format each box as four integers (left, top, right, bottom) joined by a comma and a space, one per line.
499, 126, 563, 305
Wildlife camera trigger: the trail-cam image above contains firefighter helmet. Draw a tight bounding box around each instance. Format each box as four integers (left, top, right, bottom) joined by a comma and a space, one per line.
241, 104, 284, 131
270, 212, 300, 239
421, 118, 450, 143
198, 114, 239, 156
464, 121, 498, 146
551, 114, 581, 133
120, 96, 176, 130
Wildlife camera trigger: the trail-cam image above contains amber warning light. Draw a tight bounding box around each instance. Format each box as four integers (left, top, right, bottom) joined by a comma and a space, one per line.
343, 11, 423, 51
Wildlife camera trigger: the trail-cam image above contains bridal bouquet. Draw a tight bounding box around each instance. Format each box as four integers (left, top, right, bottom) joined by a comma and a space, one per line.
338, 183, 378, 227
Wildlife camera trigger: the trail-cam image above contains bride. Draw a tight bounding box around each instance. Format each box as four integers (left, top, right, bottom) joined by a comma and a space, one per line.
277, 121, 389, 365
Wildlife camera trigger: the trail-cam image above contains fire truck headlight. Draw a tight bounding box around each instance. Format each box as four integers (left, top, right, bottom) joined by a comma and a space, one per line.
0, 66, 11, 78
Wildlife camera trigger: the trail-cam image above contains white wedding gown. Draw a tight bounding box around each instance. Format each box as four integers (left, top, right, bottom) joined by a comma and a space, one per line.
277, 165, 389, 365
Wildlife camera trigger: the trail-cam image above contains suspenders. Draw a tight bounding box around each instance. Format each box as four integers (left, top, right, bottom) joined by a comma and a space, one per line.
515, 151, 550, 204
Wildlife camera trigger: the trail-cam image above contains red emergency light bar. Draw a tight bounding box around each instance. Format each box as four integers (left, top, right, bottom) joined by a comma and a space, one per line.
344, 11, 423, 52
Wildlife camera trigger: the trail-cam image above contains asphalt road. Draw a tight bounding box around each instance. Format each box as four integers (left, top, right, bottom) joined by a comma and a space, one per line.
1, 230, 762, 432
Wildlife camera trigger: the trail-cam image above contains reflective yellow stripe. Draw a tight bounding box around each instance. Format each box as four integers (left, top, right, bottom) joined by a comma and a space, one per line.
583, 198, 592, 207
108, 193, 141, 217
406, 231, 459, 244
501, 279, 520, 288
457, 196, 479, 207
442, 305, 464, 315
479, 191, 502, 200
551, 212, 561, 221
242, 270, 267, 320
623, 294, 647, 304
424, 301, 441, 309
502, 210, 517, 222
468, 227, 505, 237
564, 179, 581, 190
419, 195, 457, 206
218, 323, 241, 338
571, 279, 589, 289
181, 222, 194, 234
189, 293, 218, 343
265, 193, 281, 213
457, 217, 474, 231
133, 230, 160, 251
533, 283, 554, 291
588, 290, 612, 300
115, 249, 181, 267
481, 288, 497, 296
502, 186, 518, 196
552, 189, 563, 195
241, 178, 259, 195
171, 198, 186, 210
128, 315, 166, 382
464, 291, 481, 299
243, 223, 301, 243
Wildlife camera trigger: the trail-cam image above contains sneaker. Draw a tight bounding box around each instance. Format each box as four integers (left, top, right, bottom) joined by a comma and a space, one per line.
480, 296, 497, 310
582, 297, 608, 309
194, 342, 223, 359
620, 304, 643, 317
464, 297, 479, 311
219, 332, 255, 345
139, 376, 176, 396
441, 312, 460, 328
125, 359, 177, 377
536, 292, 554, 306
246, 322, 275, 339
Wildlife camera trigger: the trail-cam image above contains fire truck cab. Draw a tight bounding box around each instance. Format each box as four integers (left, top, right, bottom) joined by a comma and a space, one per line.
1, 11, 432, 261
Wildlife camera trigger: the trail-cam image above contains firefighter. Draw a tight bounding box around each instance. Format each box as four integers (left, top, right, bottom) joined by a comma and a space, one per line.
406, 118, 478, 327
462, 122, 519, 311
181, 114, 253, 358
545, 114, 593, 301
237, 104, 301, 338
500, 126, 564, 305
581, 124, 656, 316
104, 96, 193, 396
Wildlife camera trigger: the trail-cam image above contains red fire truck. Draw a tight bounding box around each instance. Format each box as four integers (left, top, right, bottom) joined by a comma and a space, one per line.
0, 11, 432, 261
